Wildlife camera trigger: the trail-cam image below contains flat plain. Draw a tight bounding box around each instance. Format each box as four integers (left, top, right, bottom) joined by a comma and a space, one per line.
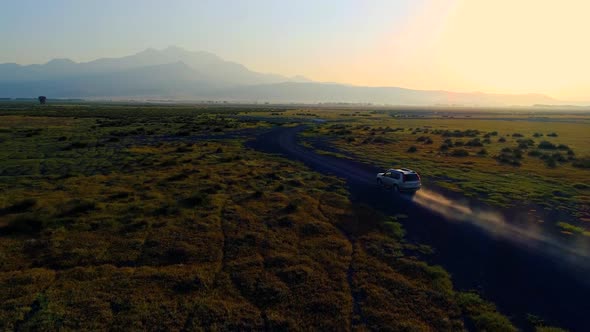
1, 102, 586, 331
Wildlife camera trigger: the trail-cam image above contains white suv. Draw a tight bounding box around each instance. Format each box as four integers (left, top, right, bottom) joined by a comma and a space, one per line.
376, 168, 421, 193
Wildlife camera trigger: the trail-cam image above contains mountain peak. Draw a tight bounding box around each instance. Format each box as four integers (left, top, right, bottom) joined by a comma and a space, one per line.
46, 58, 76, 66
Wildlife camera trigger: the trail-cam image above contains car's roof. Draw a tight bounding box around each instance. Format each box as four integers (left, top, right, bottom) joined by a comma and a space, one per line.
388, 168, 417, 174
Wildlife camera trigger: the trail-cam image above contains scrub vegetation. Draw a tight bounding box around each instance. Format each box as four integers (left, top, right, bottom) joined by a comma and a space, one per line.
0, 103, 522, 330
301, 108, 590, 238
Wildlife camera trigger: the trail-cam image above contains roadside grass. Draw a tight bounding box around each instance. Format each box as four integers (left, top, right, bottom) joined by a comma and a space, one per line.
0, 107, 519, 330
302, 112, 590, 236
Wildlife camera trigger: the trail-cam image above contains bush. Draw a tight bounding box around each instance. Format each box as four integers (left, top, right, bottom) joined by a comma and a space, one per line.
512, 133, 524, 137
573, 183, 589, 190
0, 198, 37, 216
551, 152, 566, 162
457, 292, 517, 332
58, 199, 96, 217
416, 136, 429, 142
495, 148, 522, 166
451, 149, 469, 157
547, 132, 558, 137
572, 158, 590, 169
545, 158, 557, 168
517, 138, 535, 148
477, 149, 487, 155
538, 141, 556, 149
466, 138, 483, 147
439, 144, 450, 151
179, 192, 210, 208
498, 137, 506, 143
383, 219, 406, 240
528, 150, 542, 157
472, 312, 518, 332
557, 222, 587, 235
533, 132, 543, 137
62, 141, 89, 150
407, 146, 417, 153
2, 214, 45, 234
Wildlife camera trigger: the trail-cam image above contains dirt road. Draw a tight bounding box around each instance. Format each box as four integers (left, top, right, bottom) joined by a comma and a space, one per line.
247, 124, 590, 331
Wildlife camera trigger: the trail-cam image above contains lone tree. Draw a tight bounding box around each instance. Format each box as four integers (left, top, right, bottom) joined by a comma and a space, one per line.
38, 96, 47, 104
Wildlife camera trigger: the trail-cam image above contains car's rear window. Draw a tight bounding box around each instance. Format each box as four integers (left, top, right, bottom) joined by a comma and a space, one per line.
404, 174, 419, 182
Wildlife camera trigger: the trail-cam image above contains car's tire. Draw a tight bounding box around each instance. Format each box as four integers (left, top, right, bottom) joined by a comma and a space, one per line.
377, 178, 383, 186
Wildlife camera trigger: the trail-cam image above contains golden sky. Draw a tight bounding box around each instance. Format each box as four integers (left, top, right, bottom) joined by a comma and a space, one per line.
307, 0, 589, 101
3, 0, 588, 100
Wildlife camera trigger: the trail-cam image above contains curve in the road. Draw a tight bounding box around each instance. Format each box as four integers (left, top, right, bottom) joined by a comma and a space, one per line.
247, 124, 590, 331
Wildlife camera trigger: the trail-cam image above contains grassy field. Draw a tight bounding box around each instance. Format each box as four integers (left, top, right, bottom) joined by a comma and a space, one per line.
293, 108, 590, 238
0, 103, 542, 330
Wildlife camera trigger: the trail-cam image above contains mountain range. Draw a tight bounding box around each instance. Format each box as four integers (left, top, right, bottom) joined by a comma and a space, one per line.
0, 46, 559, 106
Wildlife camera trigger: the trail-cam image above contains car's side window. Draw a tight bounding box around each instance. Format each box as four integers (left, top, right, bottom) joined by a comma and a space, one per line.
385, 172, 391, 177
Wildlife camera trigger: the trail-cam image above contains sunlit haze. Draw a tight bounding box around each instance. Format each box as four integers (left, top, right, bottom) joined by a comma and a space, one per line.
1, 0, 588, 100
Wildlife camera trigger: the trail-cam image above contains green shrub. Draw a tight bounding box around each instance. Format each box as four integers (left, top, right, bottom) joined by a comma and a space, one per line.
517, 138, 535, 149
451, 149, 469, 157
457, 292, 517, 332
472, 312, 518, 332
407, 146, 418, 153
2, 214, 45, 234
572, 157, 590, 169
545, 157, 557, 168
573, 183, 589, 190
63, 141, 89, 150
557, 222, 588, 235
383, 218, 405, 240
495, 148, 522, 166
466, 138, 483, 147
0, 198, 37, 216
528, 150, 542, 157
179, 192, 210, 208
58, 199, 96, 217
538, 141, 556, 149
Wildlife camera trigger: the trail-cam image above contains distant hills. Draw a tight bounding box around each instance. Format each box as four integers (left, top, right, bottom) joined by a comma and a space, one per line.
0, 46, 559, 106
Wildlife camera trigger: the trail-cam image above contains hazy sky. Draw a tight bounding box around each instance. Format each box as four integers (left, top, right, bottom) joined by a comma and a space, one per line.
1, 0, 588, 100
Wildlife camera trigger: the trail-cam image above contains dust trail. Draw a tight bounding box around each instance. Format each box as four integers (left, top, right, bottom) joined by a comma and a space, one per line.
411, 188, 590, 262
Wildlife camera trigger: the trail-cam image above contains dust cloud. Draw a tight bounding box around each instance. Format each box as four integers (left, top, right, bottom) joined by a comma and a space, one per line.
411, 189, 590, 262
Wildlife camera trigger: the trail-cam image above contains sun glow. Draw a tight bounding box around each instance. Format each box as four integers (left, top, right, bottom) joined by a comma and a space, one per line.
337, 0, 590, 100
